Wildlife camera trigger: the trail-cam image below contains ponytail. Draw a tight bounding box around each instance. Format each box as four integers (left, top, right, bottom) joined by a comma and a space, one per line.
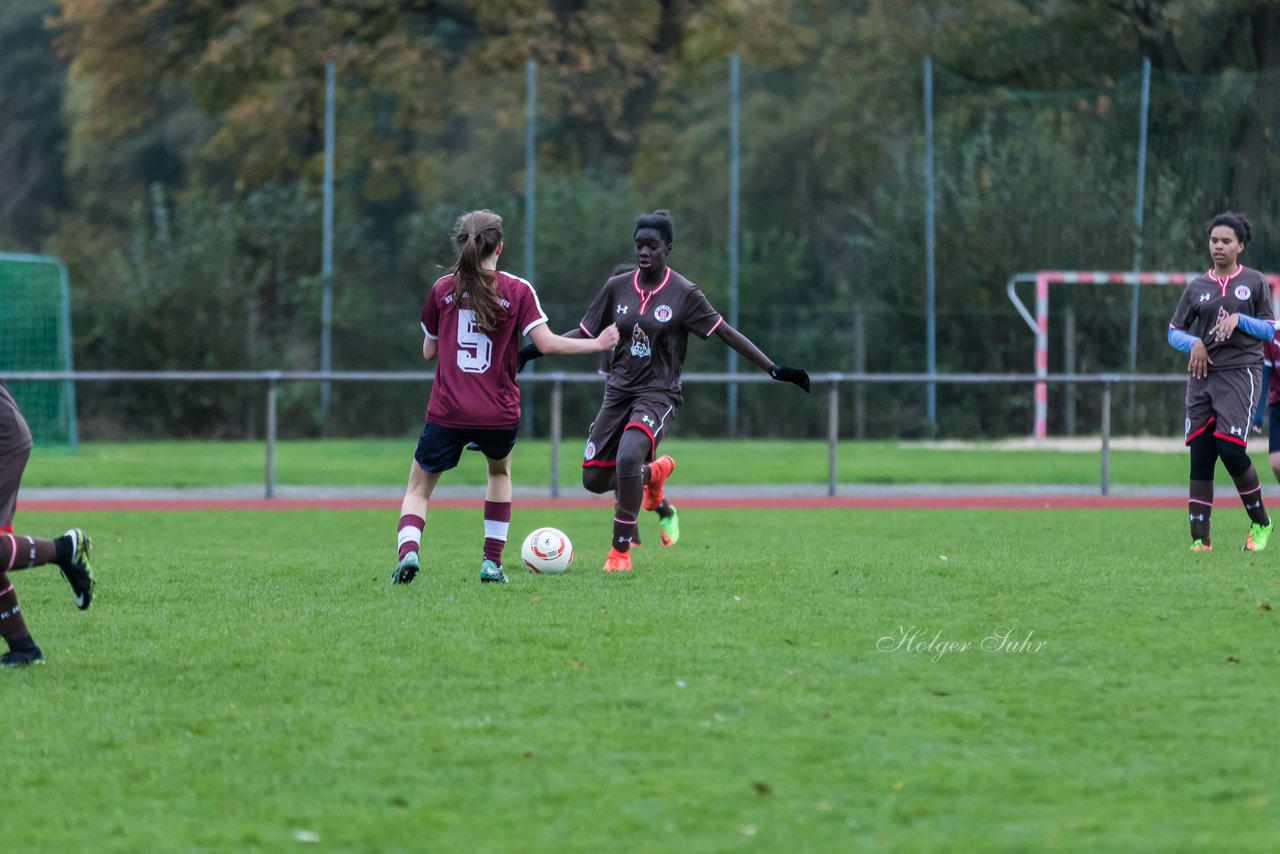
449, 210, 504, 331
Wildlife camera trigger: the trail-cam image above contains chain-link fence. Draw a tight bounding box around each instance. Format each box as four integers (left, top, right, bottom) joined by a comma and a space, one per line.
63, 57, 1280, 443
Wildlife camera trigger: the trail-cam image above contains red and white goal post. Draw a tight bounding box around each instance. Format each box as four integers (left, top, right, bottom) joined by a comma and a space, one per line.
1006, 270, 1280, 440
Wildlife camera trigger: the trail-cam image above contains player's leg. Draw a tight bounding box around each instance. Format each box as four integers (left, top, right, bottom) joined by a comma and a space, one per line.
476, 427, 520, 585
1268, 402, 1280, 484
655, 498, 680, 547
0, 414, 91, 664
1214, 368, 1274, 551
1185, 376, 1216, 550
581, 397, 626, 496
394, 423, 454, 584
603, 427, 652, 572
631, 400, 676, 515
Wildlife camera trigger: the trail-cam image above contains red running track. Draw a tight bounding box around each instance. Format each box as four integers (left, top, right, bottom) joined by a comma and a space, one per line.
17, 495, 1188, 512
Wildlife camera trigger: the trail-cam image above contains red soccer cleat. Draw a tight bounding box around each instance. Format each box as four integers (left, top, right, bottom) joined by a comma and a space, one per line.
643, 456, 675, 512
602, 548, 633, 572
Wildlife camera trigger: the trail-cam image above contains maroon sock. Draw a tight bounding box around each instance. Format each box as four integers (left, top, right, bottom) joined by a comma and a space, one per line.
613, 474, 643, 552
1189, 479, 1214, 543
0, 575, 32, 645
1233, 467, 1271, 525
483, 500, 511, 564
0, 533, 57, 571
397, 514, 424, 560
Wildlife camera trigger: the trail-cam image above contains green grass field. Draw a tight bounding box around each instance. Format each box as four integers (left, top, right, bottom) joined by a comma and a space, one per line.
9, 506, 1280, 850
21, 437, 1216, 489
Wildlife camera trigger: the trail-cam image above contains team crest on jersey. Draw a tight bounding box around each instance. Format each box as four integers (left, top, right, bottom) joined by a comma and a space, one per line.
1217, 306, 1229, 323
584, 440, 597, 461
1235, 285, 1251, 300
630, 325, 652, 357
654, 305, 673, 323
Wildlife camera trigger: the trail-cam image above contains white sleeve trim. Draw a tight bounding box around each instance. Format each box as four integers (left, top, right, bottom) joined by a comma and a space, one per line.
522, 317, 549, 336
421, 321, 438, 340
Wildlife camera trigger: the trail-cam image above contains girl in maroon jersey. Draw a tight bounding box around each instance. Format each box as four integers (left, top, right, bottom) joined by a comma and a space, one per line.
393, 210, 618, 586
524, 209, 811, 572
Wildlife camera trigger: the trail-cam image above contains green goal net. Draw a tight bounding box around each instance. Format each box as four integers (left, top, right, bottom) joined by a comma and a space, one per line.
0, 253, 77, 449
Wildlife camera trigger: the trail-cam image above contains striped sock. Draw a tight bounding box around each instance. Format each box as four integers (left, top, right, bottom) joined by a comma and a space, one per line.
398, 514, 424, 560
0, 577, 32, 645
483, 501, 511, 564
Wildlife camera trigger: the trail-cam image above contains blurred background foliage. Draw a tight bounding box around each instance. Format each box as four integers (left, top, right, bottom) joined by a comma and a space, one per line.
3, 0, 1280, 440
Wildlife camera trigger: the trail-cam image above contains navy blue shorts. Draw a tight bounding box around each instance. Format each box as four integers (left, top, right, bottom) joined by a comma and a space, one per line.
414, 421, 520, 473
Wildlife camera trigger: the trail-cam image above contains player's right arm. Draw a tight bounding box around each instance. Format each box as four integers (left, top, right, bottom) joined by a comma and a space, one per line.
1168, 284, 1211, 378
519, 280, 615, 370
420, 278, 444, 363
528, 322, 619, 355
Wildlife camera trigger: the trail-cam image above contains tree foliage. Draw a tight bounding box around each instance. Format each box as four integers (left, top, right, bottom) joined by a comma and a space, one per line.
4, 0, 1280, 437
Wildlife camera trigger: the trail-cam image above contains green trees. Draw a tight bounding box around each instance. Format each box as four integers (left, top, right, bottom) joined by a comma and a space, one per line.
5, 1, 1279, 437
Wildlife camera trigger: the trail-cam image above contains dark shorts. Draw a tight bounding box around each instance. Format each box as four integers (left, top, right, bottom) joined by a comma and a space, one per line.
0, 383, 33, 529
582, 388, 679, 469
1185, 366, 1262, 447
414, 421, 519, 474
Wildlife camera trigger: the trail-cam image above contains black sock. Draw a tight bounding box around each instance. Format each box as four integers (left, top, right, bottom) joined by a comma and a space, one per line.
655, 500, 674, 519
9, 635, 39, 654
54, 534, 72, 567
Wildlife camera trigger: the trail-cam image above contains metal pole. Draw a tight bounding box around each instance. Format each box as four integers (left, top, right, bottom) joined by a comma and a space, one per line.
320, 60, 336, 434
827, 380, 840, 497
524, 58, 538, 436
853, 305, 866, 439
727, 53, 741, 438
524, 59, 537, 295
923, 56, 937, 437
53, 256, 78, 451
1128, 57, 1152, 421
265, 373, 279, 499
1065, 307, 1077, 436
1100, 381, 1112, 496
550, 377, 562, 498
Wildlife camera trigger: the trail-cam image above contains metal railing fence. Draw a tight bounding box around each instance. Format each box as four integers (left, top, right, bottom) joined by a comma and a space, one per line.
1, 371, 1190, 499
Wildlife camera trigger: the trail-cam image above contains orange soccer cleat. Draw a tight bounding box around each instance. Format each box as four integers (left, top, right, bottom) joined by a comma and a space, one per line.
643, 455, 676, 512
602, 548, 633, 572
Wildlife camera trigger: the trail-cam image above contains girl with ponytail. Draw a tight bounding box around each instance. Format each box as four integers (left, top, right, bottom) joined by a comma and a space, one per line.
392, 210, 619, 586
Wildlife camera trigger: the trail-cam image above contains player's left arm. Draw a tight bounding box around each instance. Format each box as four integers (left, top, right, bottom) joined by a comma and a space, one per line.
713, 323, 811, 393
422, 336, 438, 362
1212, 313, 1275, 343
1211, 280, 1276, 343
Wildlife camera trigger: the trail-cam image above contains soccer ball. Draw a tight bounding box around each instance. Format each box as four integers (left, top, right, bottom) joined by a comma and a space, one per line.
521, 527, 574, 575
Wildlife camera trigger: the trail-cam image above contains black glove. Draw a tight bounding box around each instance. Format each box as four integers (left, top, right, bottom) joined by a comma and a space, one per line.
769, 363, 811, 393
518, 343, 543, 373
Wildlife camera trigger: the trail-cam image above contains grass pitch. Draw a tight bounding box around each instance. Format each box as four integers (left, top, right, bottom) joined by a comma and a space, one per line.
7, 506, 1280, 850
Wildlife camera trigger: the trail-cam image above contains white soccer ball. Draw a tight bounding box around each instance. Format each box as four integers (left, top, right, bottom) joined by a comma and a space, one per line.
521, 527, 574, 575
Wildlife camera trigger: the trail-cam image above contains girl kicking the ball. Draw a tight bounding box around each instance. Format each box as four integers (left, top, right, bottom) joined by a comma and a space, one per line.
393, 209, 618, 585
521, 209, 812, 572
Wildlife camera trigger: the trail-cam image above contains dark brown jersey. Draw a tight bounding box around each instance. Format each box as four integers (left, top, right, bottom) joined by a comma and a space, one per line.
578, 268, 722, 399
1169, 266, 1275, 371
